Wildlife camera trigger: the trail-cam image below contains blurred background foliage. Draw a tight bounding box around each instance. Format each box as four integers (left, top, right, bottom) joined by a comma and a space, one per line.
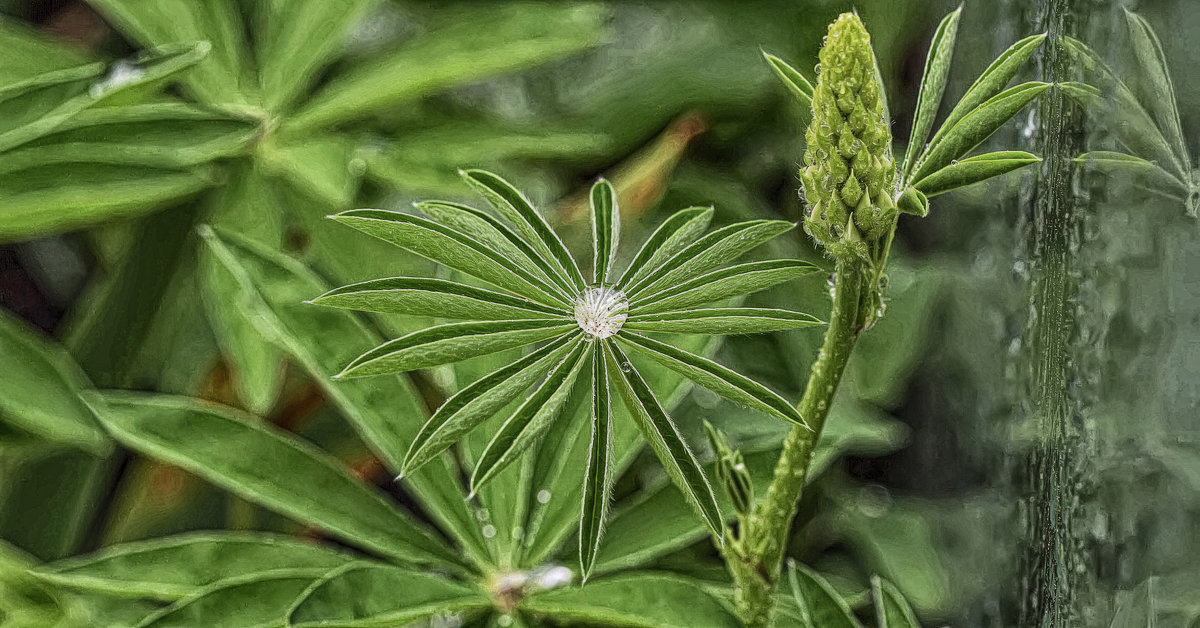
0, 0, 1197, 626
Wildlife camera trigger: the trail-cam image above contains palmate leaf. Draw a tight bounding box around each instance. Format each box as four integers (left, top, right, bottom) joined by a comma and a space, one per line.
624, 307, 822, 335
625, 219, 794, 298
914, 151, 1042, 197
603, 342, 723, 540
633, 259, 820, 314
788, 562, 863, 628
616, 206, 714, 288
336, 320, 575, 378
522, 572, 740, 628
331, 209, 570, 308
872, 576, 922, 628
617, 332, 805, 427
86, 391, 457, 566
470, 338, 590, 492
1072, 151, 1188, 195
311, 277, 561, 320
403, 337, 578, 475
901, 7, 960, 181
762, 52, 814, 110
288, 563, 491, 627
1124, 9, 1189, 168
580, 343, 615, 580
35, 533, 353, 601
132, 569, 329, 628
591, 179, 620, 286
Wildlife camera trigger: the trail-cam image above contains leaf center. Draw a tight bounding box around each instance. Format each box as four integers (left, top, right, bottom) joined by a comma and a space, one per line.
574, 287, 628, 339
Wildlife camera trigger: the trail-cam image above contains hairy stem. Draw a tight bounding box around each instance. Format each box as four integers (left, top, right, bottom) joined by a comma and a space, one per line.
730, 260, 866, 627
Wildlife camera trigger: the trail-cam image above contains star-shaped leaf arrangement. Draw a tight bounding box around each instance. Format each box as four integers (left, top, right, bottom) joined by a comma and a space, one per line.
313, 170, 822, 577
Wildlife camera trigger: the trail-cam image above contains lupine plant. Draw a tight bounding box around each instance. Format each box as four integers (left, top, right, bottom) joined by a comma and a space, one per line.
0, 5, 1054, 628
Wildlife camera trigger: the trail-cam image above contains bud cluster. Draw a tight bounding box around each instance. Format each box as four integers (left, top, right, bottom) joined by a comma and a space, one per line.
801, 13, 897, 262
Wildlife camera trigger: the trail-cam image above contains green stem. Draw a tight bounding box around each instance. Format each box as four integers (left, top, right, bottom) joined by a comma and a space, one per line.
730, 260, 867, 627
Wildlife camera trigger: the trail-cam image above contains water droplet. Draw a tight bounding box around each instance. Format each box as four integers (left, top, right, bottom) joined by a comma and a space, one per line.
482, 524, 497, 539
537, 490, 552, 504
497, 615, 513, 627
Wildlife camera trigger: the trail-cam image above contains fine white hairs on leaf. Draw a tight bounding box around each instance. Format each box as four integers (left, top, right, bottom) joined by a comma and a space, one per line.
574, 287, 628, 339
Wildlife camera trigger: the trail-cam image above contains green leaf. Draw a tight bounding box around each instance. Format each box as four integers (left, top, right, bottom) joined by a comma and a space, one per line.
200, 162, 286, 415
1072, 150, 1188, 192
762, 52, 814, 110
331, 209, 570, 308
522, 572, 740, 628
1062, 37, 1184, 177
86, 391, 457, 565
289, 563, 491, 627
913, 150, 1041, 197
199, 227, 489, 567
1124, 10, 1189, 168
312, 277, 561, 321
85, 0, 253, 106
403, 336, 577, 475
580, 343, 614, 581
788, 562, 863, 628
132, 569, 326, 628
626, 220, 795, 299
0, 163, 213, 242
912, 82, 1049, 184
618, 332, 805, 427
0, 308, 107, 452
470, 339, 589, 492
0, 104, 256, 174
416, 200, 570, 294
924, 33, 1046, 156
36, 533, 353, 601
603, 342, 723, 539
461, 169, 587, 293
0, 16, 89, 84
902, 7, 961, 181
0, 43, 208, 156
338, 320, 576, 378
289, 3, 606, 131
633, 259, 820, 314
258, 134, 362, 207
591, 179, 620, 286
617, 206, 714, 289
624, 307, 822, 335
256, 0, 378, 112
872, 576, 921, 628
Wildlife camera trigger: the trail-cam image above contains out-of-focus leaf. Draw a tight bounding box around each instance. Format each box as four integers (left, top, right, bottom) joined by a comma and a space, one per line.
289, 562, 490, 627
623, 308, 822, 335
901, 7, 960, 181
0, 444, 111, 561
85, 391, 457, 565
256, 0, 380, 112
0, 308, 107, 452
1124, 10, 1189, 168
288, 3, 607, 131
762, 52, 814, 110
36, 533, 353, 601
871, 576, 921, 628
1073, 151, 1188, 194
618, 332, 804, 426
0, 539, 88, 626
788, 562, 863, 628
913, 151, 1040, 197
912, 82, 1049, 183
604, 342, 723, 540
0, 104, 256, 174
85, 0, 253, 106
1109, 577, 1155, 628
522, 572, 740, 627
258, 134, 361, 207
470, 339, 588, 492
199, 228, 489, 566
199, 161, 286, 415
924, 33, 1045, 155
0, 163, 213, 243
0, 16, 89, 83
332, 209, 572, 307
132, 569, 327, 628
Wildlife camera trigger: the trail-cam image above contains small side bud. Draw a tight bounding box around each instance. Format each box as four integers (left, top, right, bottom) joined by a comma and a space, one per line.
704, 422, 755, 517
896, 186, 929, 217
